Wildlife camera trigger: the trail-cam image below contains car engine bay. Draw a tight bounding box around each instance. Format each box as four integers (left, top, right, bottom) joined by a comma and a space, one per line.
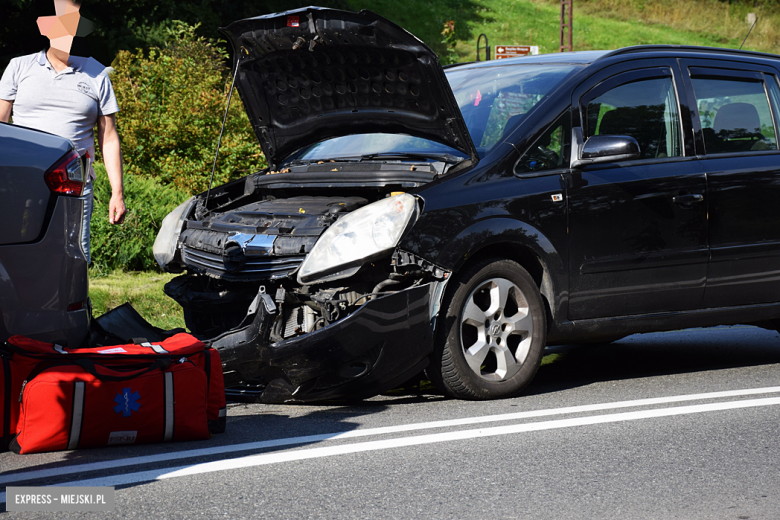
161, 166, 448, 345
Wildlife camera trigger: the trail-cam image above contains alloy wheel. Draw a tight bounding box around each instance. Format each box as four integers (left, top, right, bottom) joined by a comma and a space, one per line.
459, 277, 534, 381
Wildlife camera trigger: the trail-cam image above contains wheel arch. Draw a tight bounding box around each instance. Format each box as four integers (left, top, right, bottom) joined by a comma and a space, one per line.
435, 217, 566, 326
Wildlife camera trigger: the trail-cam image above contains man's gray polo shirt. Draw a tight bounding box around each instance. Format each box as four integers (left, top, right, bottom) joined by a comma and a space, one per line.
0, 50, 119, 178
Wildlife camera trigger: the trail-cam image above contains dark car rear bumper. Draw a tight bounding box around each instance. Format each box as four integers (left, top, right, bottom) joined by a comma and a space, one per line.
208, 283, 434, 402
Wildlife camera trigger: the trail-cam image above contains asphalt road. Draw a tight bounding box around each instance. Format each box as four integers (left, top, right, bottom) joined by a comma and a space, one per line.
2, 324, 780, 519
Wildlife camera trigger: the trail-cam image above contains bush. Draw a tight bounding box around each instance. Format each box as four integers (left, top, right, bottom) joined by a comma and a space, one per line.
90, 164, 190, 273
109, 21, 266, 194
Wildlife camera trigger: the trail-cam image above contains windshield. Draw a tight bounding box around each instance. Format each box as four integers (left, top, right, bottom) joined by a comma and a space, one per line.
284, 63, 579, 164
286, 133, 465, 164
448, 63, 579, 156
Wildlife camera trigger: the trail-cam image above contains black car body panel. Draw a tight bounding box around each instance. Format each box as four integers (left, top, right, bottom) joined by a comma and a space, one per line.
155, 10, 780, 401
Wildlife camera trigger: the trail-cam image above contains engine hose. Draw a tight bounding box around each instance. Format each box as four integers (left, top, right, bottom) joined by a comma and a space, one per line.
389, 270, 423, 280
371, 278, 401, 296
270, 304, 285, 343
307, 318, 325, 333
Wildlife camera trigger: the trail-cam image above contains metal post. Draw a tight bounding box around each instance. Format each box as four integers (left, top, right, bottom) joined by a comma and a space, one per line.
477, 33, 490, 61
560, 0, 573, 52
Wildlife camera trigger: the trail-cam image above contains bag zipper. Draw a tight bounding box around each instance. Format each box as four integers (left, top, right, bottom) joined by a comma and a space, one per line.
18, 380, 27, 403
17, 355, 183, 402
17, 361, 55, 403
3, 340, 204, 361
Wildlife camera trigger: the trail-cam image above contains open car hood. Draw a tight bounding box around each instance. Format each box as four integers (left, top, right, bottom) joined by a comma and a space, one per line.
220, 7, 478, 168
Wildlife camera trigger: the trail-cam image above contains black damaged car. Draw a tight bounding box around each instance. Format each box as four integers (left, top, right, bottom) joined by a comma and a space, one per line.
151, 7, 780, 401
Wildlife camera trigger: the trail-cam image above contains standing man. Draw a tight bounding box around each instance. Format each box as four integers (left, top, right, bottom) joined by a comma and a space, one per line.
0, 0, 126, 262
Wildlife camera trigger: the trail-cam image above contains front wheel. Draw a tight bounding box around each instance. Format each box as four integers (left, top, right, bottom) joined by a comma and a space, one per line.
429, 258, 547, 400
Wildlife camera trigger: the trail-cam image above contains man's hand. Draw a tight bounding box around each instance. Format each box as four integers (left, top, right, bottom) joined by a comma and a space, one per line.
97, 113, 127, 225
109, 193, 126, 224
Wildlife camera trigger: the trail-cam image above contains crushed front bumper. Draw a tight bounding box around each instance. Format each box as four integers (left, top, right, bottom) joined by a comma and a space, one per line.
210, 283, 434, 402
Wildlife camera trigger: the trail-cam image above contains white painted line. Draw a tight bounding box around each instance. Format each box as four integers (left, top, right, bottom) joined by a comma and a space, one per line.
3, 385, 780, 487
2, 395, 780, 502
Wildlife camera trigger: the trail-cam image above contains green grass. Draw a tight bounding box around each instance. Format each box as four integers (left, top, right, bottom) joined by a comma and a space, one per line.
449, 0, 748, 57
348, 0, 777, 62
88, 269, 186, 331
541, 352, 563, 366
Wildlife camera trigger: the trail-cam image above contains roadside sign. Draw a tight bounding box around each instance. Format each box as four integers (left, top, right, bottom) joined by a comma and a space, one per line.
494, 45, 539, 59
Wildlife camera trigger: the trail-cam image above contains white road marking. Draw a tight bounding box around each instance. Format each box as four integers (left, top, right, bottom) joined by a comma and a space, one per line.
2, 385, 780, 488
2, 394, 780, 502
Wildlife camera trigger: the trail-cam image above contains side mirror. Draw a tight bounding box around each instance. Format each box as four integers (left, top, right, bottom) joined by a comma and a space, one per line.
571, 135, 640, 168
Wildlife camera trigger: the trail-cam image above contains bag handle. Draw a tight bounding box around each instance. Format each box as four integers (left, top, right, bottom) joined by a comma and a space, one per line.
19, 358, 175, 404
24, 357, 173, 386
70, 357, 173, 382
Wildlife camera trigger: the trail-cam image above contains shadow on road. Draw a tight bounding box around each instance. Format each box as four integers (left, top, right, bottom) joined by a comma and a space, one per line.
299, 325, 780, 405
527, 325, 780, 396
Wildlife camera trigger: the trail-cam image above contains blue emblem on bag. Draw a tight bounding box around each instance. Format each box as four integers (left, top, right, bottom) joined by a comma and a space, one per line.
113, 387, 141, 417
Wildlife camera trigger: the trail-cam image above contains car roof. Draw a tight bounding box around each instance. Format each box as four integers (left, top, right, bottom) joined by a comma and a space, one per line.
602, 44, 780, 62
448, 51, 609, 70
447, 45, 780, 72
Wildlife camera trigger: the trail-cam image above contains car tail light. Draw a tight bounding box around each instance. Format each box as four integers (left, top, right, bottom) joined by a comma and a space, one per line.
44, 150, 85, 196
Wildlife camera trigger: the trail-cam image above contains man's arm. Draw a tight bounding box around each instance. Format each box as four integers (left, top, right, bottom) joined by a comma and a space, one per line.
0, 99, 12, 122
96, 113, 126, 225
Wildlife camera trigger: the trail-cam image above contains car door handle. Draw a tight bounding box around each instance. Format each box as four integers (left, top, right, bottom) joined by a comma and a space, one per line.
673, 194, 704, 205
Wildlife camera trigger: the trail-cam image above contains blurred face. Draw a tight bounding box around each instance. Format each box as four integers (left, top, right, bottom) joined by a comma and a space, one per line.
37, 0, 82, 61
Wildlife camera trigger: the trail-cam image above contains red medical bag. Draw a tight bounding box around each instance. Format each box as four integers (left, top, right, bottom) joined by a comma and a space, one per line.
1, 333, 226, 453
12, 357, 210, 454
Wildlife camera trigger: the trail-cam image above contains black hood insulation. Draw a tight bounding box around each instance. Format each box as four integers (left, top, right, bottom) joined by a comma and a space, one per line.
220, 7, 478, 168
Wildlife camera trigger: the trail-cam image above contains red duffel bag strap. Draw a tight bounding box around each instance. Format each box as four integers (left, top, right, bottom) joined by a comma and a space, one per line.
22, 357, 174, 393
101, 333, 204, 356
63, 357, 174, 382
5, 336, 67, 357
6, 332, 204, 358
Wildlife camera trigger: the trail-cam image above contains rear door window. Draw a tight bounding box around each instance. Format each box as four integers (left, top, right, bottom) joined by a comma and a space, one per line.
690, 75, 778, 153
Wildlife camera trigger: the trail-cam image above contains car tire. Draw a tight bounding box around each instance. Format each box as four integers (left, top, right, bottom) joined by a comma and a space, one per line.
429, 258, 547, 400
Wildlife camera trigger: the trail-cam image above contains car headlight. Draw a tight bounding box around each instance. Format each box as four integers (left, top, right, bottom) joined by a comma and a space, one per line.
297, 193, 418, 284
153, 197, 196, 270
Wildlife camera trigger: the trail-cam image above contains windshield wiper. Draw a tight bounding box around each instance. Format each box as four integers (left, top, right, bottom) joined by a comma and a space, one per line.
359, 152, 465, 163
283, 157, 360, 167
283, 153, 466, 169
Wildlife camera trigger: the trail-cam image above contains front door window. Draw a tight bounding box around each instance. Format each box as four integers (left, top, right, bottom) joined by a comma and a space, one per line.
585, 77, 683, 159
